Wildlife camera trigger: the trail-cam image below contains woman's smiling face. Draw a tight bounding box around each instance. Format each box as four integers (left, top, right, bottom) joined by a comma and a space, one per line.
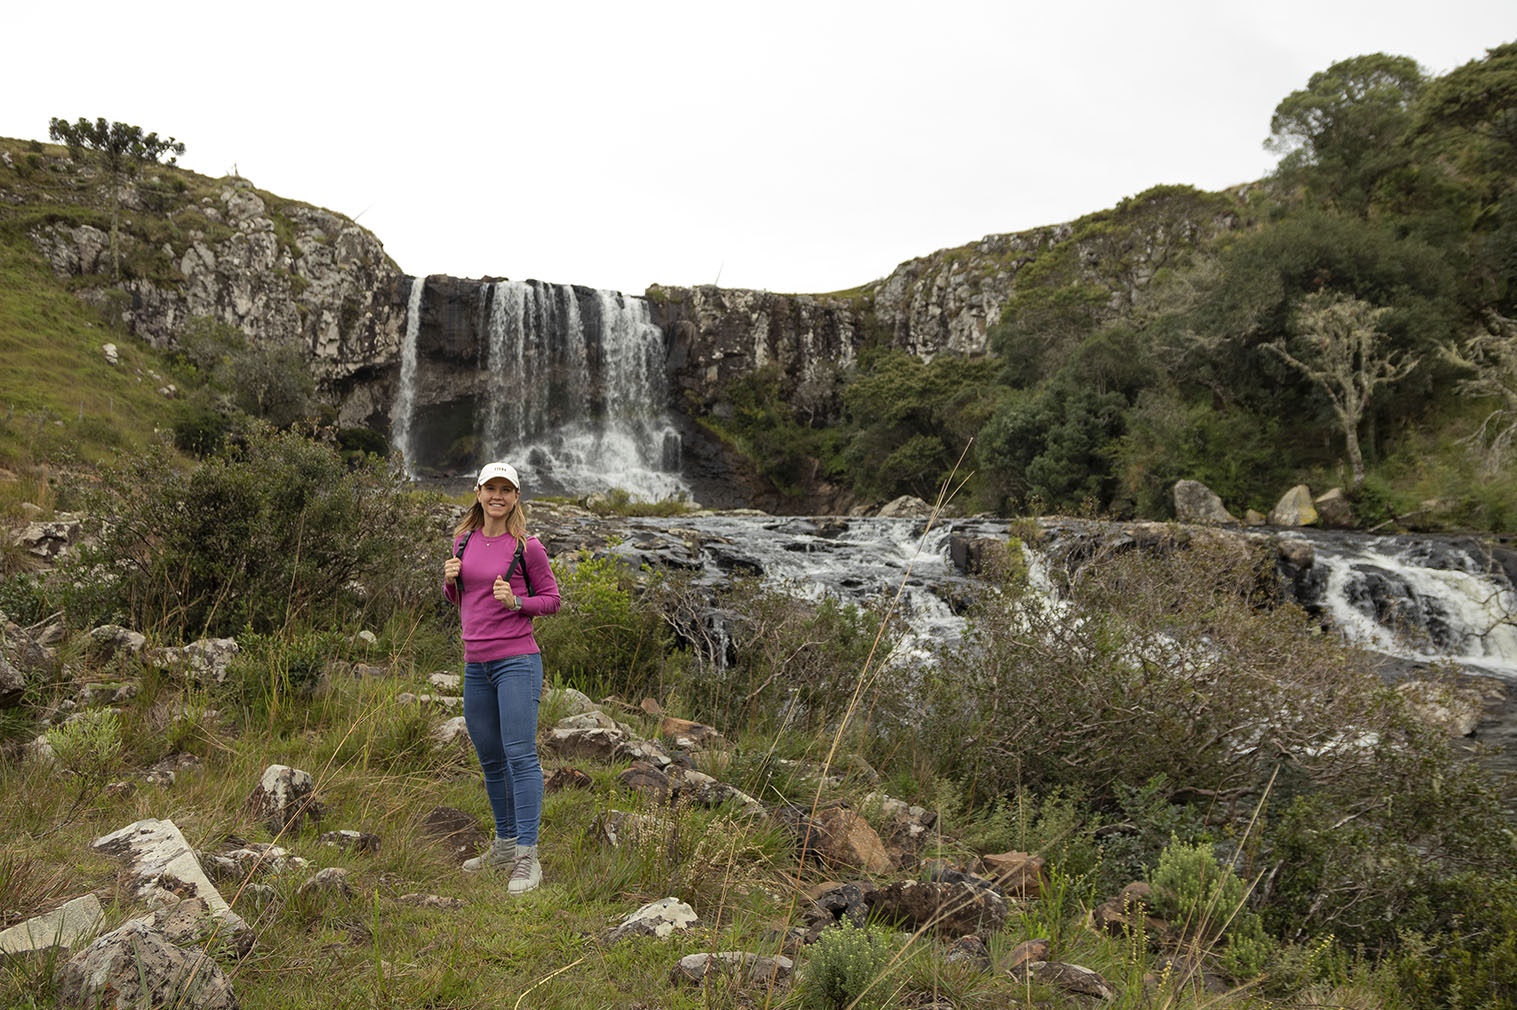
476, 477, 518, 518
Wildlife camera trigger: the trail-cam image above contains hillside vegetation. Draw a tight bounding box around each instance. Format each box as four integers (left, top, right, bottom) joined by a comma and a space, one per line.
711, 43, 1517, 529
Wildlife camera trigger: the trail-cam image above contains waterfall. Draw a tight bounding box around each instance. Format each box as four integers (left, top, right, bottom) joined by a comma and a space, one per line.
478, 280, 687, 501
390, 276, 424, 476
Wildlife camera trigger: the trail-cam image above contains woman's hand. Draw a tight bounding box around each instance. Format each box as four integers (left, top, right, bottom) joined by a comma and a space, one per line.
444, 557, 461, 584
493, 576, 518, 609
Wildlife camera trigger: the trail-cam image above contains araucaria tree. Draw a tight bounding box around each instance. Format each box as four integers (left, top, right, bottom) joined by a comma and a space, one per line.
1266, 291, 1419, 489
46, 117, 185, 281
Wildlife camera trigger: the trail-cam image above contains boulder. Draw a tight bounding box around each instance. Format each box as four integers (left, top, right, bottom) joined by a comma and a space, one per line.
1267, 485, 1318, 527
547, 685, 597, 715
1023, 961, 1116, 1000
0, 651, 23, 707
433, 716, 470, 748
1172, 480, 1236, 524
1244, 508, 1267, 526
876, 495, 933, 518
9, 516, 81, 559
775, 805, 891, 874
298, 867, 354, 899
866, 879, 1007, 937
607, 897, 699, 942
543, 766, 593, 792
1090, 881, 1166, 940
1313, 487, 1355, 529
319, 830, 380, 853
0, 894, 104, 956
545, 710, 631, 762
88, 624, 147, 659
1007, 937, 1051, 969
979, 850, 1047, 898
943, 933, 992, 969
671, 951, 793, 987
678, 769, 764, 817
91, 818, 253, 953
660, 716, 722, 750
57, 920, 237, 1010
148, 637, 240, 684
245, 764, 324, 834
619, 761, 672, 802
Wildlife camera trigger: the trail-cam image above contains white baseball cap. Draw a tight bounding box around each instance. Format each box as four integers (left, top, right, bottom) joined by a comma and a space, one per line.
474, 462, 520, 491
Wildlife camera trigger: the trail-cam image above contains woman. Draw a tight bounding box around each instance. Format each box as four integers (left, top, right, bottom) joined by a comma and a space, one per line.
443, 461, 560, 892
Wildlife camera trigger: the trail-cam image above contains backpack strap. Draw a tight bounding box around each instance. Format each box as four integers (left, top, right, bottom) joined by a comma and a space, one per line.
502, 539, 536, 597
453, 530, 473, 589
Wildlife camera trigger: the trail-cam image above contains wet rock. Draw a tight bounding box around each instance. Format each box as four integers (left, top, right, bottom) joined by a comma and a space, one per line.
57, 920, 237, 1010
0, 894, 103, 956
245, 764, 324, 834
607, 897, 699, 942
671, 951, 793, 986
420, 807, 488, 866
867, 878, 1007, 937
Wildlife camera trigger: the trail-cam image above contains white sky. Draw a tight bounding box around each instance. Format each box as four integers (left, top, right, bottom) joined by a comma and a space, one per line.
4, 2, 1511, 295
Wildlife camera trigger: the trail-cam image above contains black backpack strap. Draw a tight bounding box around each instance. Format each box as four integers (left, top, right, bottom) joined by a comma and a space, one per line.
453, 530, 473, 589
502, 539, 536, 597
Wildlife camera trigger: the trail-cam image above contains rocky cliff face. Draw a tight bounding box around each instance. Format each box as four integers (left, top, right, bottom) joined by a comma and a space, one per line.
28, 173, 405, 384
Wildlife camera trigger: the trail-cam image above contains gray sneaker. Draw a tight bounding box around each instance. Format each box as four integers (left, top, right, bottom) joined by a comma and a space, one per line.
462, 836, 515, 873
507, 845, 541, 894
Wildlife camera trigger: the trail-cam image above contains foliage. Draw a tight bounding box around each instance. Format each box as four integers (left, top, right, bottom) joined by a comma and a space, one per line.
62, 425, 428, 639
532, 551, 668, 699
1150, 837, 1274, 979
796, 918, 899, 1010
1267, 290, 1419, 488
1439, 311, 1517, 473
1266, 53, 1425, 214
43, 708, 122, 785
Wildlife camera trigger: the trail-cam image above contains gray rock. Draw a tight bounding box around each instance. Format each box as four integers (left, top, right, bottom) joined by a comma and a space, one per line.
427, 671, 461, 691
876, 495, 933, 518
395, 692, 462, 711
671, 951, 793, 986
0, 894, 104, 956
1268, 485, 1318, 527
148, 637, 239, 684
91, 818, 253, 954
865, 879, 1007, 937
298, 867, 354, 899
1172, 480, 1236, 524
57, 919, 237, 1010
607, 897, 699, 942
1314, 487, 1355, 529
1025, 960, 1116, 1000
0, 651, 23, 707
396, 893, 465, 910
433, 716, 470, 748
319, 829, 380, 854
545, 685, 596, 715
9, 517, 81, 559
102, 342, 119, 365
245, 764, 324, 834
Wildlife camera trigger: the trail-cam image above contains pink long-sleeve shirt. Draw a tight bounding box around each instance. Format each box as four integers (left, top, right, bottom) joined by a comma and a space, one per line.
443, 531, 561, 661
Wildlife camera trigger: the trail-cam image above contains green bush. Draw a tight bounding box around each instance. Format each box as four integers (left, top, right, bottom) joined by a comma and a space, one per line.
64, 425, 429, 639
44, 709, 122, 785
797, 918, 898, 1010
1150, 837, 1273, 979
533, 551, 668, 699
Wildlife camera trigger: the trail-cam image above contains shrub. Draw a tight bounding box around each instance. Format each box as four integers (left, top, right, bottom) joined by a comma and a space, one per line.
1150, 837, 1274, 979
797, 918, 899, 1010
533, 551, 668, 699
44, 709, 122, 785
64, 425, 430, 638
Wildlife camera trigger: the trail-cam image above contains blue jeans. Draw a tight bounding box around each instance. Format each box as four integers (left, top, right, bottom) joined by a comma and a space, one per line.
463, 653, 543, 846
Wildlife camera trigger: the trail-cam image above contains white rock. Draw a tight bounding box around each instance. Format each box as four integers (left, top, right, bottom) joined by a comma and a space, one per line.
0, 894, 104, 955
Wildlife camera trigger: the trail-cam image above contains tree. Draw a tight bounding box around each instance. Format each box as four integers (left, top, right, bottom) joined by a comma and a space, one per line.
1266, 291, 1419, 489
1266, 54, 1425, 214
47, 117, 185, 281
1439, 312, 1517, 474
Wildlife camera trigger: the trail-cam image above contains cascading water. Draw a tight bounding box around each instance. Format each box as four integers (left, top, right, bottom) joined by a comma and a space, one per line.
389, 277, 425, 476
478, 280, 686, 500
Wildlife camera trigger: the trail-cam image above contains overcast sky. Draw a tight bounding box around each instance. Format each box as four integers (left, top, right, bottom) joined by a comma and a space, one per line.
5, 2, 1510, 295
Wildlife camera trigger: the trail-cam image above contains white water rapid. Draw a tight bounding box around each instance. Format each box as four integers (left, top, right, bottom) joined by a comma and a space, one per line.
389, 277, 425, 476
479, 281, 686, 501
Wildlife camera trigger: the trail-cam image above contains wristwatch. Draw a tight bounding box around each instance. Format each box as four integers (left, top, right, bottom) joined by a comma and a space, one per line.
510, 596, 523, 611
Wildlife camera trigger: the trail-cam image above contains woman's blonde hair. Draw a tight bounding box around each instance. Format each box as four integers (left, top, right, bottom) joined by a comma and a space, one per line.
452, 497, 528, 540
